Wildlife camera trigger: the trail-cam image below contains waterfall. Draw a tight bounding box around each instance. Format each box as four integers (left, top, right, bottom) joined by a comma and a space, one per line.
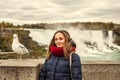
26, 28, 120, 61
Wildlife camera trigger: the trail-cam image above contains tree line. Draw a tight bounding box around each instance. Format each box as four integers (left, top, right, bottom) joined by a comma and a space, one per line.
0, 21, 120, 30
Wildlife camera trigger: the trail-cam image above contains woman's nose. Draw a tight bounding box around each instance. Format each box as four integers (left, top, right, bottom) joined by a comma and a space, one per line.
56, 39, 60, 42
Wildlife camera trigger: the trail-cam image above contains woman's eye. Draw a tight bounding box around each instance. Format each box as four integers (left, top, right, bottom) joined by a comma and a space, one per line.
59, 37, 63, 40
55, 38, 58, 41
55, 37, 63, 41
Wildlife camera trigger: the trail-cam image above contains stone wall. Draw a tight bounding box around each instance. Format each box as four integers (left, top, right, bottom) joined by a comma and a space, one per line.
0, 59, 120, 80
0, 59, 42, 80
82, 61, 120, 80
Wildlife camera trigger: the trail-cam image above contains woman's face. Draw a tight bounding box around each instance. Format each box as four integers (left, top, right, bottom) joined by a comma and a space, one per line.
55, 32, 65, 47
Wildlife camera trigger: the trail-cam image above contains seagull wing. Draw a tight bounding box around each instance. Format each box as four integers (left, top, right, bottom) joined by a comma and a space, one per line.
19, 44, 29, 54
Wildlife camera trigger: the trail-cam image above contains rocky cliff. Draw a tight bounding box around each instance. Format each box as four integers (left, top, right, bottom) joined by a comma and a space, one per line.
0, 28, 46, 59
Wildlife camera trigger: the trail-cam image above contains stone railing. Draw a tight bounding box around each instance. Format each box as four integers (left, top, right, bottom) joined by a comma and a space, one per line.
0, 59, 120, 80
0, 59, 42, 80
82, 61, 120, 80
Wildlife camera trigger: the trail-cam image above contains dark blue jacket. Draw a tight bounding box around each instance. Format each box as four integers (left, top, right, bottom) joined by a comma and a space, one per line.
39, 53, 82, 80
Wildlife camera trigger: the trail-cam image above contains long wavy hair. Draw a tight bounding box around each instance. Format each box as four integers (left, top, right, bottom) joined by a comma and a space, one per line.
46, 30, 72, 59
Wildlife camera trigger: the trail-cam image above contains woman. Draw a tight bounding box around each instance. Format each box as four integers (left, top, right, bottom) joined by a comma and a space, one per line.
38, 30, 82, 80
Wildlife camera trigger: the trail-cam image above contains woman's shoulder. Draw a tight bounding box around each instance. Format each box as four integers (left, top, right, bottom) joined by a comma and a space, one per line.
71, 53, 80, 60
72, 52, 79, 57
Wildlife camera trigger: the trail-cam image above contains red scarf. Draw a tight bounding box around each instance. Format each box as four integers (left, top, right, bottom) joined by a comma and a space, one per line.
50, 45, 76, 57
50, 45, 64, 56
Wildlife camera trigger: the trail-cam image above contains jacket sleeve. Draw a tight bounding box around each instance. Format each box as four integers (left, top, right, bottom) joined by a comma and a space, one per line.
38, 59, 47, 80
72, 53, 82, 80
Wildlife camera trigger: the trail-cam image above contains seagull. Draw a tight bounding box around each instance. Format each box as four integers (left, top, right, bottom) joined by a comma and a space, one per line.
12, 34, 29, 59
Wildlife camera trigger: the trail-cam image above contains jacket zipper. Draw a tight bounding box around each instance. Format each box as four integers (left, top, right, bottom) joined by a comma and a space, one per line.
53, 57, 60, 80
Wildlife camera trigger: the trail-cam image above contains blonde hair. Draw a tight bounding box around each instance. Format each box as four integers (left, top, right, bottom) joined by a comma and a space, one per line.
46, 30, 71, 59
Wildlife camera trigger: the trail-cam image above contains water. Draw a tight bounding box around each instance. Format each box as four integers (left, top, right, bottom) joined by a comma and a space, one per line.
25, 28, 120, 61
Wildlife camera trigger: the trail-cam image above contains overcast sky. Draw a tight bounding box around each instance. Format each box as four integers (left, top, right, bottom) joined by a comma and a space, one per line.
0, 0, 120, 25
